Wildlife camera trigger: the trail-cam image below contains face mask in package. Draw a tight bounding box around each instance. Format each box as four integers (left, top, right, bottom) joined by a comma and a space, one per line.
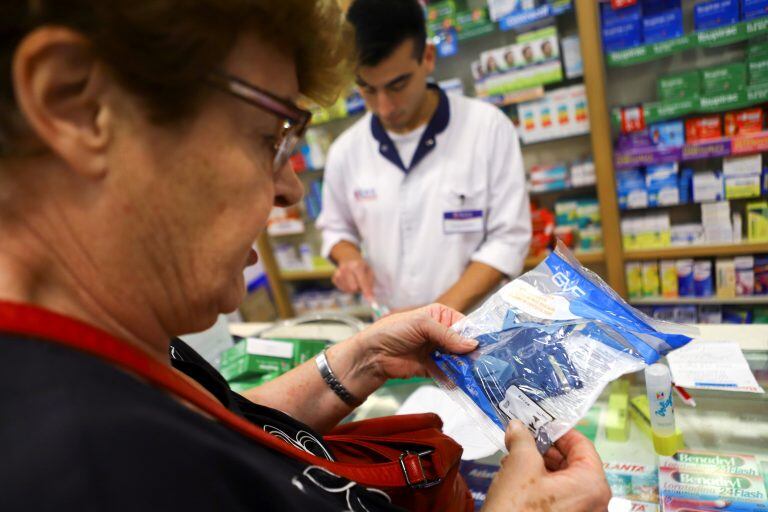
431, 242, 697, 453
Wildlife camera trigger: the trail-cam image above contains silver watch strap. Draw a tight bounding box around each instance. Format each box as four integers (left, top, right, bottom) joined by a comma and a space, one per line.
315, 349, 361, 407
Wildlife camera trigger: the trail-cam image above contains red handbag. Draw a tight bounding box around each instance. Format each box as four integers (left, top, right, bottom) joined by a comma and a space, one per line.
0, 301, 473, 512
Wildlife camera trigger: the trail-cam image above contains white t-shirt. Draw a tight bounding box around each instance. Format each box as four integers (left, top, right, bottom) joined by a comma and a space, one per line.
386, 125, 427, 170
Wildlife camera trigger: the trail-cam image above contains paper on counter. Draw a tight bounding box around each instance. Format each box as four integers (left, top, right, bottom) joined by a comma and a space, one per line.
667, 341, 764, 393
396, 385, 499, 460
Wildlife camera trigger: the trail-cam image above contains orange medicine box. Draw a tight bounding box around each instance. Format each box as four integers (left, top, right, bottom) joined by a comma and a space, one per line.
724, 108, 764, 137
685, 115, 722, 142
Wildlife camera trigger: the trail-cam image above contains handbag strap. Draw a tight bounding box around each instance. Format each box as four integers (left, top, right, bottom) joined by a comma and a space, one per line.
0, 300, 443, 489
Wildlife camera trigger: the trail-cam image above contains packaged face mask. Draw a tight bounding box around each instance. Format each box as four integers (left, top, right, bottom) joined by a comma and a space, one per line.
430, 242, 697, 453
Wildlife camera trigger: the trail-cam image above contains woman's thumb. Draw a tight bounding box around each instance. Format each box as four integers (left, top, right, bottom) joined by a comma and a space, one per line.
504, 420, 540, 465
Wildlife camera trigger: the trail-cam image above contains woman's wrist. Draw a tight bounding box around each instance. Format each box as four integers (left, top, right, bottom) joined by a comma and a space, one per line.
324, 334, 386, 402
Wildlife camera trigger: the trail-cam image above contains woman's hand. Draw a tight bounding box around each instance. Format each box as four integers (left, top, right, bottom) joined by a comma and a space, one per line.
326, 303, 477, 397
352, 303, 478, 383
483, 421, 611, 512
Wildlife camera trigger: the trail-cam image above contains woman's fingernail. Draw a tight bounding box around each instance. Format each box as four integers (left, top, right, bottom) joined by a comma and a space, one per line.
463, 338, 479, 348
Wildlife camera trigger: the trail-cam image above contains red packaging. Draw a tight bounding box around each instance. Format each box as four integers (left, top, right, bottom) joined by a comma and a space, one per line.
724, 108, 764, 137
685, 115, 722, 142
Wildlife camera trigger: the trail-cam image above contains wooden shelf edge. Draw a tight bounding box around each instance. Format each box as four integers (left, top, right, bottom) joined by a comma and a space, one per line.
524, 249, 604, 269
630, 296, 768, 306
624, 242, 768, 261
280, 268, 335, 281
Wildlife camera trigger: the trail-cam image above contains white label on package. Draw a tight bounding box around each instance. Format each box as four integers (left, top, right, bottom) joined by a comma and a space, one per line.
500, 279, 580, 321
667, 341, 764, 393
245, 338, 294, 359
443, 210, 484, 234
499, 385, 554, 434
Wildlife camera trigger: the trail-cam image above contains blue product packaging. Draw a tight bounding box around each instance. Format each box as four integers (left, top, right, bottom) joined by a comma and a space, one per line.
677, 259, 695, 296
679, 168, 694, 204
601, 2, 643, 26
695, 0, 740, 31
643, 9, 684, 44
646, 164, 680, 207
693, 260, 714, 297
603, 23, 644, 52
459, 461, 498, 510
618, 168, 649, 210
743, 0, 768, 20
722, 306, 754, 323
431, 242, 697, 454
649, 121, 685, 147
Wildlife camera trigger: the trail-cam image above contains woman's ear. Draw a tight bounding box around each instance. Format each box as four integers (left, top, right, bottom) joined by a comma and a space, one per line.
12, 26, 113, 178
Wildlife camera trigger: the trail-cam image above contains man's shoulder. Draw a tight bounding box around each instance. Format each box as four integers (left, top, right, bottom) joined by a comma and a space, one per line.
327, 112, 374, 161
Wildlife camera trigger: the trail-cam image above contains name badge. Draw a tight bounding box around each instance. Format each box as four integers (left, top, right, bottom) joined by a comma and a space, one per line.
443, 210, 484, 234
354, 188, 377, 202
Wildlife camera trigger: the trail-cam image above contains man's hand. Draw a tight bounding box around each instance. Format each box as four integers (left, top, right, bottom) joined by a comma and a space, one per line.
483, 421, 611, 512
332, 257, 375, 300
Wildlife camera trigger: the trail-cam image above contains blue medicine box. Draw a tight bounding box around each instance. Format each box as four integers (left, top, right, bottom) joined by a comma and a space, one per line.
603, 23, 644, 51
694, 0, 740, 31
649, 121, 685, 147
601, 3, 643, 26
642, 0, 684, 44
743, 0, 768, 20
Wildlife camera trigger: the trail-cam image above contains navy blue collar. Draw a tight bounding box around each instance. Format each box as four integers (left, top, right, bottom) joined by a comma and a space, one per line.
370, 83, 450, 173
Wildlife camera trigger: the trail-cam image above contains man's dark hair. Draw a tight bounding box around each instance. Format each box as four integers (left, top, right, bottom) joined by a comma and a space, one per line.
347, 0, 427, 67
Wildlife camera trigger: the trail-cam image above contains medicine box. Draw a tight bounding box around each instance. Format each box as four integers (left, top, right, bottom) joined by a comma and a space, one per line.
646, 163, 680, 207
747, 201, 768, 241
724, 108, 764, 136
743, 0, 768, 20
649, 121, 685, 147
701, 62, 748, 95
626, 262, 644, 299
693, 171, 725, 203
749, 54, 768, 85
694, 0, 740, 31
685, 115, 722, 142
661, 260, 679, 298
220, 337, 326, 381
617, 169, 649, 210
601, 3, 643, 52
657, 70, 701, 102
642, 261, 660, 297
755, 255, 768, 294
735, 256, 755, 295
643, 7, 684, 44
716, 258, 736, 298
694, 260, 714, 297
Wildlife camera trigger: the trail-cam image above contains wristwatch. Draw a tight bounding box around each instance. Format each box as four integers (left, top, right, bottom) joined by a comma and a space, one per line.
315, 349, 362, 407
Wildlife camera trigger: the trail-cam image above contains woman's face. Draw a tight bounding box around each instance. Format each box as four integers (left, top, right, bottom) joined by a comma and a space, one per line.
109, 32, 303, 332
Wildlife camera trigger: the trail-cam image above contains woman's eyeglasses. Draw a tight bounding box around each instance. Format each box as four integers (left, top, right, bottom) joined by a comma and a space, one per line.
206, 73, 312, 173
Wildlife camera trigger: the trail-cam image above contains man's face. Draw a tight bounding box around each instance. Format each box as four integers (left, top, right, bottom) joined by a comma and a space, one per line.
355, 39, 435, 132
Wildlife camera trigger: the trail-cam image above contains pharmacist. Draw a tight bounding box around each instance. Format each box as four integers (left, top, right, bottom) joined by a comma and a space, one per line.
317, 0, 531, 313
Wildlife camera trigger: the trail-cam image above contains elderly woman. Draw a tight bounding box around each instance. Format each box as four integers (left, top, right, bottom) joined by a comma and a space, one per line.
0, 1, 610, 510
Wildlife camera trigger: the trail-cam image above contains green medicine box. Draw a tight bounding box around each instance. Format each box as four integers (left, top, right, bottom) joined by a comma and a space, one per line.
749, 55, 768, 85
220, 337, 327, 382
701, 63, 747, 95
748, 39, 768, 59
657, 70, 701, 102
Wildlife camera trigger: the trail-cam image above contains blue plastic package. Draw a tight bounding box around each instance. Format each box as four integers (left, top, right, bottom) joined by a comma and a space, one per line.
430, 242, 697, 453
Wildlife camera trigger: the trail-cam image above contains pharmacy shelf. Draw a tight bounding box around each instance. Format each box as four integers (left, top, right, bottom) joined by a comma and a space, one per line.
630, 296, 768, 306
529, 184, 596, 198
606, 17, 768, 67
614, 131, 768, 170
280, 268, 335, 281
520, 131, 590, 147
611, 83, 768, 133
524, 249, 604, 269
624, 242, 768, 261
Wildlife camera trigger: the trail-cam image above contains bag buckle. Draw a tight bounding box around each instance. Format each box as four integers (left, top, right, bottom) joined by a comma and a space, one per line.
398, 448, 442, 489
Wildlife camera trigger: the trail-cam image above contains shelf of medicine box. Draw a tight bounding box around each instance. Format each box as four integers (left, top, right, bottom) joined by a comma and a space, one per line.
280, 268, 335, 282
528, 183, 596, 198
610, 83, 768, 132
524, 249, 604, 269
629, 296, 768, 306
617, 197, 760, 214
614, 130, 768, 171
623, 241, 768, 261
520, 130, 591, 147
477, 86, 546, 108
605, 16, 768, 68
